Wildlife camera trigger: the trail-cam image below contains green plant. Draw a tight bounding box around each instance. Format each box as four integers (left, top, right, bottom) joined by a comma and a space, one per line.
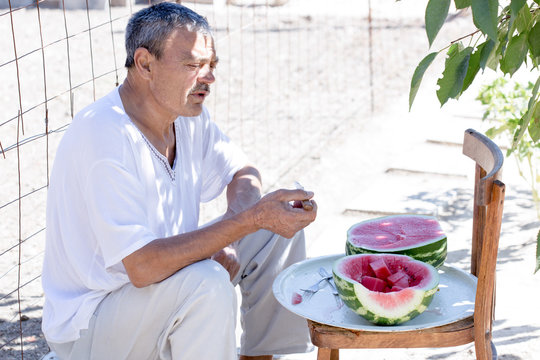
477, 78, 539, 215
408, 0, 540, 273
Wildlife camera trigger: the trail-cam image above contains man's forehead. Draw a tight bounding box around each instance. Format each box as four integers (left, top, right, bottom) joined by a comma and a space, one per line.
169, 28, 216, 60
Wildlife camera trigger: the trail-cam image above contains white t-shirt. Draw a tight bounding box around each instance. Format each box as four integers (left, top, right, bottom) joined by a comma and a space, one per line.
41, 87, 248, 343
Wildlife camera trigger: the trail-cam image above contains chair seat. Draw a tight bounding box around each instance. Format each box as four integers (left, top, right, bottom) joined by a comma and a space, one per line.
308, 315, 475, 349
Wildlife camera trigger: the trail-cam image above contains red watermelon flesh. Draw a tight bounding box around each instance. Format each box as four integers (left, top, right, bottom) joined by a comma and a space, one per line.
369, 259, 392, 280
348, 256, 375, 282
346, 256, 432, 293
387, 270, 409, 286
361, 276, 388, 292
291, 292, 303, 305
349, 216, 445, 250
392, 276, 410, 289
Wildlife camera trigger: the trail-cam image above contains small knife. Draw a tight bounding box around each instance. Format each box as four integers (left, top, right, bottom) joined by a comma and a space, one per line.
293, 181, 314, 211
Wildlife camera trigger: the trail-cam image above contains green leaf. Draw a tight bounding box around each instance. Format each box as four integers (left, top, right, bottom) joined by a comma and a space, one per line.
471, 0, 499, 40
510, 78, 539, 148
529, 76, 540, 109
409, 52, 439, 110
513, 3, 532, 34
512, 117, 529, 150
529, 22, 540, 57
486, 41, 501, 70
462, 43, 483, 93
513, 102, 539, 149
510, 0, 526, 16
529, 102, 540, 142
455, 0, 471, 9
479, 38, 496, 70
535, 229, 540, 274
437, 45, 473, 106
426, 0, 451, 47
501, 33, 528, 75
527, 77, 540, 143
497, 18, 511, 56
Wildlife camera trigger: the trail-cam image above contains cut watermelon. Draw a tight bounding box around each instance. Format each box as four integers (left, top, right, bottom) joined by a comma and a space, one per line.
333, 254, 439, 325
361, 276, 387, 292
393, 276, 410, 289
291, 292, 303, 305
387, 270, 409, 286
369, 259, 392, 280
346, 214, 447, 268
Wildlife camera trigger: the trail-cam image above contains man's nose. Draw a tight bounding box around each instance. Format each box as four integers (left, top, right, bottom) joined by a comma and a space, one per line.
198, 65, 215, 84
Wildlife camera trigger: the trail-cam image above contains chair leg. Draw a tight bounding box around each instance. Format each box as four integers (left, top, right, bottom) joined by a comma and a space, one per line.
474, 335, 494, 360
317, 347, 339, 360
491, 341, 498, 360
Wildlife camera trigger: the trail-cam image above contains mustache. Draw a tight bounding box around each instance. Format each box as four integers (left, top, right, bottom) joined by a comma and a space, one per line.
190, 84, 210, 94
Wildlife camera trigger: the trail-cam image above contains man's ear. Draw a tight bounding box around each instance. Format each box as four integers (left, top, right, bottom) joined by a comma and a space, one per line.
132, 47, 154, 80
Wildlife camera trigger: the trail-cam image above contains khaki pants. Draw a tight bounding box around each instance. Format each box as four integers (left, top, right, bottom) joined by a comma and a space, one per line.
49, 229, 311, 359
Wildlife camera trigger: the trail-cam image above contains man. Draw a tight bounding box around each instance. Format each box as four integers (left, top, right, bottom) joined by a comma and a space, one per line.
41, 2, 317, 360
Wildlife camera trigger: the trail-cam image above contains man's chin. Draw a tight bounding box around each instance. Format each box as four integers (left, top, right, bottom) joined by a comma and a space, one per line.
178, 104, 204, 117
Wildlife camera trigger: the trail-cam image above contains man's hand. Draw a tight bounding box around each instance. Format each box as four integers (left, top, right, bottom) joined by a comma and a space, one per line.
211, 246, 240, 281
251, 189, 317, 239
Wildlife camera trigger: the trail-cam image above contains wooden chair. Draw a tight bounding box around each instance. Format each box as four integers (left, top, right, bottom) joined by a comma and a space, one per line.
307, 129, 505, 360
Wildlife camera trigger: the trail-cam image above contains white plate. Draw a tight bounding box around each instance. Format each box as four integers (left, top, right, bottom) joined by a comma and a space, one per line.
273, 254, 477, 332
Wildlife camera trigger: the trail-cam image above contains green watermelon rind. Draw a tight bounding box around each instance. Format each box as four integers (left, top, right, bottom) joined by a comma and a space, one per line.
333, 254, 439, 326
346, 237, 447, 268
345, 215, 447, 268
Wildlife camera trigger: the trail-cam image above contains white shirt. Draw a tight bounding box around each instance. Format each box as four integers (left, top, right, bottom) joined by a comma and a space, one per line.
41, 87, 248, 343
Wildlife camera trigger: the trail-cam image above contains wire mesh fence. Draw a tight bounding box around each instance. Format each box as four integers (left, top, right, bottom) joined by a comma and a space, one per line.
0, 0, 430, 358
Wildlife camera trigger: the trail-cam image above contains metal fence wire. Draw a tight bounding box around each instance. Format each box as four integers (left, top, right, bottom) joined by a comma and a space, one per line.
0, 0, 428, 358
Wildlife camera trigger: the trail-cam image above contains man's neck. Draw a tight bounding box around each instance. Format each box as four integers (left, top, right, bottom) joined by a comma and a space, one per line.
119, 78, 176, 166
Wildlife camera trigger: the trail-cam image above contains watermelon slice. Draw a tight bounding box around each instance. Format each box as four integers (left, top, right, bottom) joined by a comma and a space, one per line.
333, 254, 439, 325
346, 215, 447, 268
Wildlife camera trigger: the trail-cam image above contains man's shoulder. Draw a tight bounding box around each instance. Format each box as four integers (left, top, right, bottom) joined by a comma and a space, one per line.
74, 88, 125, 127
58, 88, 134, 160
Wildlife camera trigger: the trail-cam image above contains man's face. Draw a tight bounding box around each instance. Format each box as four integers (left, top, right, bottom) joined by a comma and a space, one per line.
151, 28, 218, 117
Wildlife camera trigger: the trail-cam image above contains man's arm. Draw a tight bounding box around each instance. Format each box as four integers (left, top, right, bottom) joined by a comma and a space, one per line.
122, 210, 256, 287
122, 166, 316, 288
225, 165, 263, 218
212, 165, 262, 280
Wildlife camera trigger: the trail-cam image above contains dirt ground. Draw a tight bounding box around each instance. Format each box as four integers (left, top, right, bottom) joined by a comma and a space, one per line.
0, 1, 539, 359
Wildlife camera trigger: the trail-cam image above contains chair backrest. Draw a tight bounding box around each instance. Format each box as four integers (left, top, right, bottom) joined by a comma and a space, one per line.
462, 128, 505, 275
462, 128, 505, 359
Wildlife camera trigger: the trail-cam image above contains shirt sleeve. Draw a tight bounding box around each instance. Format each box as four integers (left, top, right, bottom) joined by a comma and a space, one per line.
84, 159, 157, 270
200, 112, 249, 203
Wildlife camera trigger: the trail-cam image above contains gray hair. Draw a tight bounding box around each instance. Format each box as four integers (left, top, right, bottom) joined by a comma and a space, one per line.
124, 2, 212, 68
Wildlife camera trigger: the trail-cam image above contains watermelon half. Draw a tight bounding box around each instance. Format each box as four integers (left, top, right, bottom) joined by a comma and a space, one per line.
346, 214, 447, 268
333, 254, 439, 325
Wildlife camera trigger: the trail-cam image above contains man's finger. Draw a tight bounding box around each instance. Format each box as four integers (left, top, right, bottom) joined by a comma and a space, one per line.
272, 188, 314, 202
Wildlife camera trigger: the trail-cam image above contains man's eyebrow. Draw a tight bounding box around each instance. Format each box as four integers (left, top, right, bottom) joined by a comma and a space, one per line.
180, 52, 219, 64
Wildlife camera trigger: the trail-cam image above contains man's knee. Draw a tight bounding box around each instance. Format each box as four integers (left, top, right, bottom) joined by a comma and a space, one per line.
172, 259, 237, 313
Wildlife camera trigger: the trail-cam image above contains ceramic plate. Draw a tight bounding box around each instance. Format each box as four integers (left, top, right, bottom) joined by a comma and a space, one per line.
273, 254, 477, 332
